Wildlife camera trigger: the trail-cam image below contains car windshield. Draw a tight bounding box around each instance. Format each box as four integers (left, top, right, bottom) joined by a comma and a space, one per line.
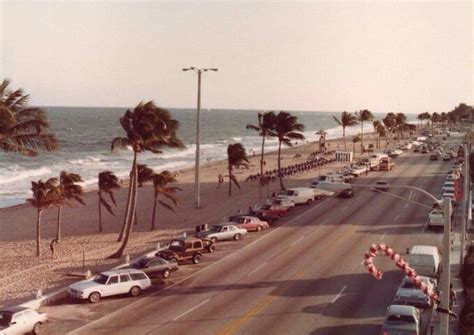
401, 281, 415, 289
135, 259, 149, 268
211, 225, 222, 232
0, 312, 13, 326
93, 274, 109, 285
233, 217, 246, 224
387, 315, 416, 323
169, 240, 184, 251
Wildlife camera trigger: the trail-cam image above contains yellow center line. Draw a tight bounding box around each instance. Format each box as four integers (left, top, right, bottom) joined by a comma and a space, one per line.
217, 270, 306, 335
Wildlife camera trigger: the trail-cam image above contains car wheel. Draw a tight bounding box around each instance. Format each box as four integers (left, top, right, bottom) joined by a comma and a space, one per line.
32, 322, 42, 334
306, 199, 312, 205
130, 286, 141, 297
234, 233, 242, 241
256, 225, 263, 232
208, 244, 216, 253
88, 292, 101, 303
171, 257, 179, 264
192, 254, 201, 264
210, 237, 217, 244
162, 269, 171, 279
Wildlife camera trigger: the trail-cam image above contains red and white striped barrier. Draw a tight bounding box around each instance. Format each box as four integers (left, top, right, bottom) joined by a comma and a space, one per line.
363, 242, 439, 303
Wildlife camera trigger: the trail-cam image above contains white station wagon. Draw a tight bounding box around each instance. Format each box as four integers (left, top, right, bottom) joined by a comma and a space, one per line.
67, 269, 151, 303
0, 307, 47, 335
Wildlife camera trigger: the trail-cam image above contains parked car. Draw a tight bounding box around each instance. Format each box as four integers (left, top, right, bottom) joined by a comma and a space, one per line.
421, 147, 428, 154
271, 198, 295, 210
442, 153, 451, 161
155, 237, 216, 264
253, 203, 289, 218
196, 223, 248, 242
430, 154, 439, 161
381, 305, 420, 335
349, 165, 367, 176
311, 180, 351, 194
229, 215, 269, 231
277, 187, 315, 205
124, 256, 178, 278
373, 180, 390, 192
394, 276, 437, 308
0, 307, 47, 335
67, 269, 152, 303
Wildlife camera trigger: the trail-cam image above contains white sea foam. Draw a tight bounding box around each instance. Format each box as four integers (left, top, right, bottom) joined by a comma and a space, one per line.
0, 166, 52, 184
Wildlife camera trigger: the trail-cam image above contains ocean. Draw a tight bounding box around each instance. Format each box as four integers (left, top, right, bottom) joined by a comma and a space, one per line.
0, 107, 410, 208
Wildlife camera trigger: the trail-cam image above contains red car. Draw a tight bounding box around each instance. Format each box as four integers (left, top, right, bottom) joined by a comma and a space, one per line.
229, 216, 269, 232
254, 204, 289, 218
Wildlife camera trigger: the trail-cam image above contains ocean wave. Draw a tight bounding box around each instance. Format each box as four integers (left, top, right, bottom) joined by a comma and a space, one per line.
0, 166, 52, 184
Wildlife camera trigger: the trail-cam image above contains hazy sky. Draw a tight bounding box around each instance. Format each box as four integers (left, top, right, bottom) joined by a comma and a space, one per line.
0, 1, 472, 114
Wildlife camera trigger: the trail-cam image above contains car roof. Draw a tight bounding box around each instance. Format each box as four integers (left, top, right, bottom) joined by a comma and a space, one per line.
387, 304, 417, 316
100, 268, 146, 276
410, 245, 438, 255
0, 306, 30, 313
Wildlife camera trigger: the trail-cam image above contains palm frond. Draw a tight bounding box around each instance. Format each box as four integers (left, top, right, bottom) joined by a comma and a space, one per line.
111, 137, 131, 151
158, 200, 174, 212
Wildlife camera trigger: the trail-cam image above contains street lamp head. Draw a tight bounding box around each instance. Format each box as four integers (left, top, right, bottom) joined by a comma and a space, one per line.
210, 68, 218, 72
190, 66, 196, 70
182, 68, 190, 71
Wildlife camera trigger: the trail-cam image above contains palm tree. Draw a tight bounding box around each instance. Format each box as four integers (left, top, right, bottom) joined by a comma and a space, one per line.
376, 124, 387, 147
372, 120, 382, 148
109, 101, 184, 259
137, 164, 155, 187
272, 112, 305, 190
0, 79, 58, 156
246, 112, 276, 196
395, 113, 407, 139
333, 111, 358, 150
227, 143, 249, 196
355, 109, 374, 153
382, 113, 397, 145
27, 178, 60, 257
98, 171, 120, 232
56, 171, 84, 241
150, 171, 181, 231
352, 135, 361, 155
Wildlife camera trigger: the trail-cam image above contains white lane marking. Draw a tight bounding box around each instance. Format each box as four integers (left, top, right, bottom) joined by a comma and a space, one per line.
320, 219, 329, 226
380, 232, 387, 240
331, 285, 347, 303
173, 298, 210, 321
404, 203, 409, 208
68, 199, 331, 334
394, 214, 400, 222
408, 190, 413, 200
247, 262, 267, 276
421, 218, 430, 233
341, 206, 348, 212
291, 236, 306, 247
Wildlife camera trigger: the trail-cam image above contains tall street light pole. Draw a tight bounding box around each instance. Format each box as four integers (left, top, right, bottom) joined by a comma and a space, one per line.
182, 67, 218, 208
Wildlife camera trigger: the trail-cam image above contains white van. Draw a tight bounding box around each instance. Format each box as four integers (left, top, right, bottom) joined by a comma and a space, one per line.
310, 180, 352, 193
407, 245, 441, 278
277, 187, 315, 205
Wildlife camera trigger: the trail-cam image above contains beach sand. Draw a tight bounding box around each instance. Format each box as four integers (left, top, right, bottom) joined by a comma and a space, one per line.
0, 133, 385, 306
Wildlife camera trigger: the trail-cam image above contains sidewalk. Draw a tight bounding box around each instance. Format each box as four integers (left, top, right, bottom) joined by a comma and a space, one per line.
429, 232, 467, 335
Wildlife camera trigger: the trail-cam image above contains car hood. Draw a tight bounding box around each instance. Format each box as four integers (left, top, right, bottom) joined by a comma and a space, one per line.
69, 279, 101, 291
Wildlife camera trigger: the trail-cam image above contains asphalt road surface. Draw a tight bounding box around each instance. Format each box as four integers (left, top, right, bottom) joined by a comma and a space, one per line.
41, 141, 459, 335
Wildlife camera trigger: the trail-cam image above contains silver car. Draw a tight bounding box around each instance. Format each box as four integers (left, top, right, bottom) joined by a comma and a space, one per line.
196, 224, 247, 242
381, 304, 420, 335
394, 276, 436, 308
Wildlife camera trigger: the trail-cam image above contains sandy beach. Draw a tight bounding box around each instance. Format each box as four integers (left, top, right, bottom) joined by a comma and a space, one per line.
0, 133, 383, 307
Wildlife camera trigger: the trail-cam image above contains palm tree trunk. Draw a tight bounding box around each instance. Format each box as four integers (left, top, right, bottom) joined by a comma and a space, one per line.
353, 141, 355, 156
228, 164, 232, 196
98, 191, 103, 232
36, 209, 42, 257
56, 206, 62, 242
118, 156, 135, 242
134, 211, 138, 226
110, 152, 138, 258
343, 127, 346, 151
278, 140, 284, 190
151, 194, 158, 231
360, 122, 364, 153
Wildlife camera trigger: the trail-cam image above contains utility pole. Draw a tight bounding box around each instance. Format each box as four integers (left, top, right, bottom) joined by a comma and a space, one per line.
440, 196, 452, 335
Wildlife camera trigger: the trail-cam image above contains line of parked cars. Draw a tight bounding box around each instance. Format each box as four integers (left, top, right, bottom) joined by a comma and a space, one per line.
381, 245, 441, 335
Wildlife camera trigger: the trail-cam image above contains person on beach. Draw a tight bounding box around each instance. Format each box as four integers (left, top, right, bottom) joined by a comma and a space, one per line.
217, 173, 224, 188
50, 238, 58, 259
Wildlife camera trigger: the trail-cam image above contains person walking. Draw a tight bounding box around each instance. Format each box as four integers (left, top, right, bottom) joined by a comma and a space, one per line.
449, 283, 457, 308
217, 173, 224, 188
50, 238, 58, 259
